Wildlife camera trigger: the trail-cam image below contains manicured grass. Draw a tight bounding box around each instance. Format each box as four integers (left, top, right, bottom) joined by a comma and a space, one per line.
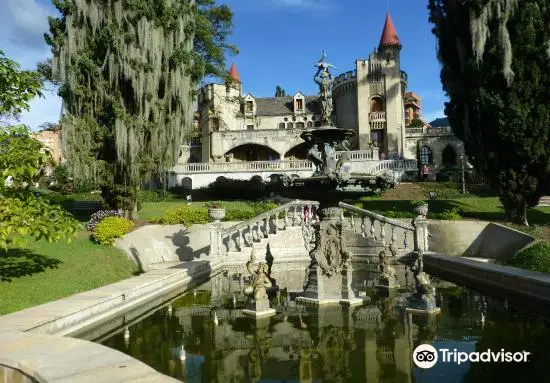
137, 200, 264, 221
0, 231, 139, 315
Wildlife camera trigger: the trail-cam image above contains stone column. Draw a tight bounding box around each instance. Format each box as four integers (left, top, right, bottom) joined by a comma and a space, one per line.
412, 216, 429, 252
209, 223, 222, 257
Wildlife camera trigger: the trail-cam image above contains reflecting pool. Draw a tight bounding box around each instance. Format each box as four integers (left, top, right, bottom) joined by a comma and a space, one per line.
96, 273, 550, 382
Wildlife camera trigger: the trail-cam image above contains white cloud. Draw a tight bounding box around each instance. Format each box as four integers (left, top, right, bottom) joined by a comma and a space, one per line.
271, 0, 332, 10
1, 0, 52, 51
0, 0, 61, 130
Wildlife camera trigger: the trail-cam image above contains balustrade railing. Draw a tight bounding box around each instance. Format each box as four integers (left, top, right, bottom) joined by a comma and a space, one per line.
210, 200, 319, 257
405, 126, 452, 136
369, 112, 386, 122
173, 160, 312, 173
215, 128, 306, 141
338, 202, 428, 252
174, 152, 413, 174
363, 159, 418, 175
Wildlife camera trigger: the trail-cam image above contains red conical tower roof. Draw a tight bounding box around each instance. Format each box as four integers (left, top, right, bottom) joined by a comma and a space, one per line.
379, 12, 400, 47
228, 63, 241, 82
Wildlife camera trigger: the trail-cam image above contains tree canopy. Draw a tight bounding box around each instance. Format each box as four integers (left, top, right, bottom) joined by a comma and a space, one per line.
0, 52, 79, 250
275, 86, 286, 97
428, 0, 550, 225
45, 0, 237, 217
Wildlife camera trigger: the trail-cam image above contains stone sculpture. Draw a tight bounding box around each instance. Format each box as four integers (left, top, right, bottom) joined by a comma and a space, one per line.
376, 249, 399, 289
407, 249, 440, 313
314, 51, 335, 126
243, 249, 276, 317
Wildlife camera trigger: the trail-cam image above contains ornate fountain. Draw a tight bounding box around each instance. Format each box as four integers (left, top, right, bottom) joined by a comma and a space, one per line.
289, 52, 366, 306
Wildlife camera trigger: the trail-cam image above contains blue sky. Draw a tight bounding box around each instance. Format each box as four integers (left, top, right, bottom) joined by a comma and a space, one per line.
2, 0, 448, 130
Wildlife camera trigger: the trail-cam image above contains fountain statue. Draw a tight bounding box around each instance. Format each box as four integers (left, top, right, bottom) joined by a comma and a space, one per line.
243, 249, 276, 317
314, 51, 335, 126
406, 249, 440, 314
376, 249, 399, 290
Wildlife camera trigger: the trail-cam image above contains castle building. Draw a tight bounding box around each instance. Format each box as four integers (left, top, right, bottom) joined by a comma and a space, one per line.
189, 12, 464, 176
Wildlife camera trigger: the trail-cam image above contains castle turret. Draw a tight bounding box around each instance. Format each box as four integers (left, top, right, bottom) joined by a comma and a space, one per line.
226, 63, 242, 97
378, 12, 404, 157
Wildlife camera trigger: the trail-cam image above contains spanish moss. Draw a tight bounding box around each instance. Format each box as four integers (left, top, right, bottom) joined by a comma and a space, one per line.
47, 0, 197, 215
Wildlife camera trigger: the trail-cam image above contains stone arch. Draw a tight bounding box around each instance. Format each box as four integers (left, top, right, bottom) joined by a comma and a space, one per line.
181, 177, 192, 190
369, 95, 385, 112
442, 144, 457, 166
225, 144, 280, 162
285, 143, 308, 160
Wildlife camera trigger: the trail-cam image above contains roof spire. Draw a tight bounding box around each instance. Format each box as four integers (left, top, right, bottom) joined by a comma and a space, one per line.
228, 62, 241, 83
379, 12, 401, 48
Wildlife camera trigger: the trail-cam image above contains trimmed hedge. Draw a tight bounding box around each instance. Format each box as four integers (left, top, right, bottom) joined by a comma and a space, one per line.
93, 217, 135, 245
162, 206, 209, 226
506, 241, 550, 273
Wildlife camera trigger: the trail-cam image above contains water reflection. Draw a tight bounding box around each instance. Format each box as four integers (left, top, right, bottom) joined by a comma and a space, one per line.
99, 276, 550, 382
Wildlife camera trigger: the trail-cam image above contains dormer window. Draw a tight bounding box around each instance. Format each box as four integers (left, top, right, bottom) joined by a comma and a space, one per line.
243, 94, 256, 115
293, 92, 305, 114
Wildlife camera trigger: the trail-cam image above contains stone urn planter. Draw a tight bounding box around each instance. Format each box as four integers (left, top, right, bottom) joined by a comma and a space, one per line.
413, 203, 429, 218
208, 207, 225, 223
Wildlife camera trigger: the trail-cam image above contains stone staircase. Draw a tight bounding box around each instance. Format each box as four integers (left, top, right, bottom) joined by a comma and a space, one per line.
209, 200, 425, 267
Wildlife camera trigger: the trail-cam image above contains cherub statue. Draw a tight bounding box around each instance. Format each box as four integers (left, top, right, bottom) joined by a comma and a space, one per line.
244, 249, 272, 301
378, 249, 398, 288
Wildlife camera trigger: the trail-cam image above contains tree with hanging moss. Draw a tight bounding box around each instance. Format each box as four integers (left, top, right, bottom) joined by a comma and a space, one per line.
428, 0, 550, 226
44, 0, 237, 218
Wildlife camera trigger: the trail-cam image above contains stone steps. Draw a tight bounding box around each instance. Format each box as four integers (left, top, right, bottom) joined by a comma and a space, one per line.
538, 196, 550, 207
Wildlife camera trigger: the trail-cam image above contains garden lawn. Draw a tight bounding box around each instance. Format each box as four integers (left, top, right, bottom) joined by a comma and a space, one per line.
138, 200, 259, 221
0, 231, 139, 315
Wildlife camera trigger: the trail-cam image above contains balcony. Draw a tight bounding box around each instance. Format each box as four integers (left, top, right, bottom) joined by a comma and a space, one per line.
369, 112, 386, 130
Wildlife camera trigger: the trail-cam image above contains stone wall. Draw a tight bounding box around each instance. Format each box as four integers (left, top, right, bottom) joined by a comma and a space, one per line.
427, 220, 535, 262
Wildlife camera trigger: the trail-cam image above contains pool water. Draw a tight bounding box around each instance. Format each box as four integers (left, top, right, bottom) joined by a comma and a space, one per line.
98, 274, 550, 382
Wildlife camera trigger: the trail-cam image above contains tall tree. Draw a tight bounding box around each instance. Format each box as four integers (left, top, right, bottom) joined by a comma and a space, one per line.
45, 0, 237, 217
0, 52, 79, 250
275, 85, 286, 97
429, 0, 550, 225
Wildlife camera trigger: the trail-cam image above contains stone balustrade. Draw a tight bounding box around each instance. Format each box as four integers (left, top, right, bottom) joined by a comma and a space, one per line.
361, 159, 418, 175
369, 112, 386, 122
209, 200, 319, 257
173, 160, 313, 173
405, 126, 452, 137
338, 202, 428, 253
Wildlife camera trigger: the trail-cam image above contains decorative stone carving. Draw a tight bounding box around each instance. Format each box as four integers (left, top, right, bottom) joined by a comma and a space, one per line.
243, 249, 276, 317
376, 249, 399, 290
407, 249, 440, 314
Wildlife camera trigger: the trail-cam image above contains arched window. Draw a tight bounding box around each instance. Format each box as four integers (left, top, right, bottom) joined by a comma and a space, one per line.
420, 145, 432, 165
307, 121, 313, 128
278, 122, 285, 129
287, 122, 294, 129
442, 145, 456, 166
370, 97, 384, 113
296, 122, 305, 129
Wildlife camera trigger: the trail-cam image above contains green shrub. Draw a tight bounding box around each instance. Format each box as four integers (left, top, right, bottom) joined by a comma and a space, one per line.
93, 217, 135, 245
224, 201, 279, 221
506, 242, 550, 273
162, 206, 209, 226
148, 216, 163, 224
439, 207, 462, 220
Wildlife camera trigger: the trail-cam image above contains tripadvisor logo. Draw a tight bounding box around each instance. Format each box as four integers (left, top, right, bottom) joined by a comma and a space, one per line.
413, 345, 531, 368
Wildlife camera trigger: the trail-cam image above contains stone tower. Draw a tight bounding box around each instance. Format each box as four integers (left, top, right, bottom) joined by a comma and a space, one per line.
347, 12, 406, 157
